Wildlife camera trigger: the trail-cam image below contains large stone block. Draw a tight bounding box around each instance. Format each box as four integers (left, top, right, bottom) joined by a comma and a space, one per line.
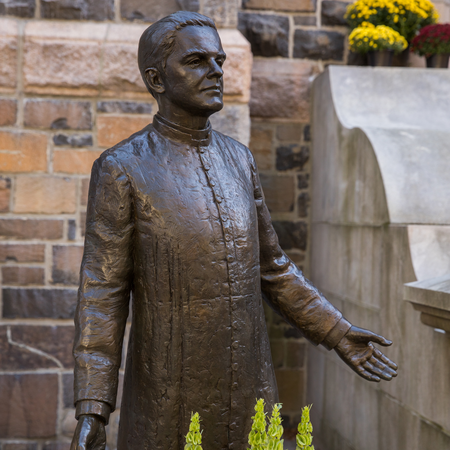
97, 115, 152, 148
2, 288, 77, 319
0, 0, 35, 17
219, 29, 252, 103
293, 29, 345, 60
97, 101, 153, 114
259, 174, 295, 213
243, 0, 316, 12
250, 59, 319, 121
275, 369, 305, 412
0, 176, 11, 212
209, 104, 250, 146
101, 24, 148, 98
53, 134, 93, 147
276, 144, 309, 171
272, 221, 307, 251
53, 150, 102, 174
203, 0, 238, 28
0, 373, 58, 438
80, 178, 90, 206
2, 443, 39, 450
23, 21, 106, 96
52, 245, 84, 285
0, 326, 58, 370
238, 12, 289, 57
0, 19, 18, 92
0, 244, 45, 263
0, 131, 47, 173
2, 267, 45, 286
11, 325, 75, 368
321, 1, 348, 26
249, 124, 273, 170
24, 99, 92, 130
285, 340, 306, 369
121, 0, 197, 22
41, 0, 114, 20
0, 219, 64, 240
0, 98, 17, 125
14, 176, 77, 214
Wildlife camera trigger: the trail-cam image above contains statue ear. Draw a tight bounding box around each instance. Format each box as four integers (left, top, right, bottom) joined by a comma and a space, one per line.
145, 68, 165, 95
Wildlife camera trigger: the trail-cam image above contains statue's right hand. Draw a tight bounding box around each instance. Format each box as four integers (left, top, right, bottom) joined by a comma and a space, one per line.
70, 414, 106, 450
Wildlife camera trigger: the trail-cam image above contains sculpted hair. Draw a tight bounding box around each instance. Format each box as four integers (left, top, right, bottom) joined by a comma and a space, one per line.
138, 11, 217, 96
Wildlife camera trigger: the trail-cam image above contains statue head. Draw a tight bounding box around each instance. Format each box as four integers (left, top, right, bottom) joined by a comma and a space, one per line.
138, 12, 226, 118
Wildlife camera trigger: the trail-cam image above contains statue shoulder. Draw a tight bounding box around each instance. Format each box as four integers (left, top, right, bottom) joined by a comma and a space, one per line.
95, 124, 155, 173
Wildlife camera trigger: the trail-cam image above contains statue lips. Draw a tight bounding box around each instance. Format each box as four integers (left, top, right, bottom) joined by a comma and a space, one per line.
201, 84, 222, 94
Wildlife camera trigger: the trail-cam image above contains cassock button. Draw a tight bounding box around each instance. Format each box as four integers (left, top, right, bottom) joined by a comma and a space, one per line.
221, 215, 229, 222
232, 341, 239, 349
204, 164, 211, 171
232, 363, 238, 370
210, 180, 216, 187
232, 303, 238, 311
229, 423, 236, 430
199, 148, 205, 154
215, 195, 223, 203
232, 382, 238, 390
225, 234, 232, 242
227, 255, 234, 263
232, 401, 238, 408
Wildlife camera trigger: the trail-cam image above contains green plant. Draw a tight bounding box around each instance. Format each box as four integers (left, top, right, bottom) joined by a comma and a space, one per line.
248, 398, 268, 450
349, 23, 408, 53
296, 405, 314, 450
411, 23, 450, 55
185, 412, 203, 450
267, 403, 284, 450
345, 0, 439, 42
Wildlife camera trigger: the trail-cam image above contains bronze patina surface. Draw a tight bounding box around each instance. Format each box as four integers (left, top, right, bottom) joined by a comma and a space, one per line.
71, 12, 397, 450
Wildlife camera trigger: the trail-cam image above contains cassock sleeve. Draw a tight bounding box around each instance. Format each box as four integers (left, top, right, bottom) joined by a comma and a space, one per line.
249, 152, 352, 349
73, 153, 134, 424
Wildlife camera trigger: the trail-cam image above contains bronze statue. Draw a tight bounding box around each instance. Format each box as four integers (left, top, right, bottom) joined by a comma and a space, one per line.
71, 11, 397, 450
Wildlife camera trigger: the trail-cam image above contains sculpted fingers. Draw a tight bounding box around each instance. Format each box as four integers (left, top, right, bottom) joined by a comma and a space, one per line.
355, 364, 381, 382
363, 359, 394, 381
373, 348, 398, 371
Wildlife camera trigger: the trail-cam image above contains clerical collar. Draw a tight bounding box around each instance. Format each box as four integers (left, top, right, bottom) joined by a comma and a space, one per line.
153, 113, 212, 146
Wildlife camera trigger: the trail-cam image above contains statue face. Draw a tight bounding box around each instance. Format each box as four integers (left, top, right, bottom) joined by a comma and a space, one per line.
162, 26, 226, 117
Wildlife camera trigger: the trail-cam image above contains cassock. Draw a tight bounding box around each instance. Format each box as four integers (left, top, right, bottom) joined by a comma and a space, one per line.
73, 113, 351, 450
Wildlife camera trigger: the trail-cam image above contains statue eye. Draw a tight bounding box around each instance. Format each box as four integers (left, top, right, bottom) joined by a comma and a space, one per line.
189, 58, 201, 66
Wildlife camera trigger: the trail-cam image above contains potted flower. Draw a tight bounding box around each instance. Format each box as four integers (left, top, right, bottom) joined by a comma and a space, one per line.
349, 24, 408, 66
411, 23, 450, 67
345, 0, 439, 42
345, 0, 439, 65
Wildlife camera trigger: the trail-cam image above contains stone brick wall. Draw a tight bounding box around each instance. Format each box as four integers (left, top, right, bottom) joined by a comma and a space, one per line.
0, 2, 252, 447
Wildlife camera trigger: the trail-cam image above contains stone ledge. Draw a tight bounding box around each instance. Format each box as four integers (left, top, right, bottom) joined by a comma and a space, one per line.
0, 19, 252, 102
404, 275, 450, 332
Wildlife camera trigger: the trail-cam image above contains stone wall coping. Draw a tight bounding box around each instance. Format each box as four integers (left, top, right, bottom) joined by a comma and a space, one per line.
312, 66, 450, 226
404, 275, 450, 333
405, 275, 450, 312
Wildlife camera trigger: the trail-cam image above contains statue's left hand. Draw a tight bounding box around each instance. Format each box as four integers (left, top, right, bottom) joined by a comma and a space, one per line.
334, 326, 398, 382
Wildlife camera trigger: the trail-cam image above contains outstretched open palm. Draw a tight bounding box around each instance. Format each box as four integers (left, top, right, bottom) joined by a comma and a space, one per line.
334, 326, 398, 382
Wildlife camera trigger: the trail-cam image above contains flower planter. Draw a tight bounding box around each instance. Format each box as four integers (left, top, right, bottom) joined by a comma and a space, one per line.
368, 50, 394, 66
392, 47, 410, 67
426, 53, 450, 68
